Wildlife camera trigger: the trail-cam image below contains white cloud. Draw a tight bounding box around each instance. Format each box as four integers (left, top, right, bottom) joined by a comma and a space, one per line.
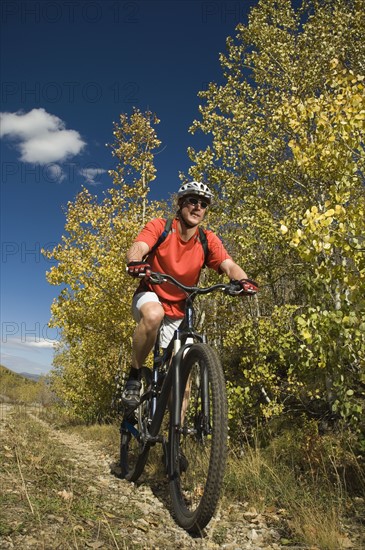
26, 341, 56, 349
0, 108, 86, 165
20, 128, 84, 164
79, 167, 107, 186
0, 108, 62, 139
1, 337, 58, 352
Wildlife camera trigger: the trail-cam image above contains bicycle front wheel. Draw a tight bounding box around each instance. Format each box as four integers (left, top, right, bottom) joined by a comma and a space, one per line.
120, 367, 151, 482
168, 343, 228, 534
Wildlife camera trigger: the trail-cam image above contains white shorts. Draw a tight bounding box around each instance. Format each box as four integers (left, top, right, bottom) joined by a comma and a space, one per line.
132, 291, 182, 348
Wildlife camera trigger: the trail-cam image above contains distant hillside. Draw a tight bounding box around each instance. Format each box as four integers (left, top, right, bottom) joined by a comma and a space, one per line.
19, 372, 42, 381
0, 365, 40, 383
0, 364, 47, 404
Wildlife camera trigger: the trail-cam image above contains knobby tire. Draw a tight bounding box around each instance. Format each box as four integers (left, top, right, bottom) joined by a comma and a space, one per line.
168, 343, 228, 534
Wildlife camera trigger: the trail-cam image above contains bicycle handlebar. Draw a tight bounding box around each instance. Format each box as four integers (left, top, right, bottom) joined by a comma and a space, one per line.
147, 271, 244, 296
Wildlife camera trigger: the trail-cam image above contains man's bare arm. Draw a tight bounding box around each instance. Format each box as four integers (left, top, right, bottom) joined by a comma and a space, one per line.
126, 241, 150, 263
219, 258, 248, 280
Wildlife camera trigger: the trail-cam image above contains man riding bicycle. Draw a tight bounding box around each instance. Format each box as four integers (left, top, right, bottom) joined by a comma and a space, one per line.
123, 181, 258, 408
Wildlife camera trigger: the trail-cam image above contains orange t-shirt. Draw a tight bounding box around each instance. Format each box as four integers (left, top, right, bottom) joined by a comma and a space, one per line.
134, 218, 231, 318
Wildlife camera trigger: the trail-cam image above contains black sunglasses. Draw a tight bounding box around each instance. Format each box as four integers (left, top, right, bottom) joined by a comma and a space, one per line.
185, 197, 209, 209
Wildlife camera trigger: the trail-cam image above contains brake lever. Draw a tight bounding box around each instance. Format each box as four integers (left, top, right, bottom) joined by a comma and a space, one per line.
148, 273, 166, 285
224, 284, 243, 296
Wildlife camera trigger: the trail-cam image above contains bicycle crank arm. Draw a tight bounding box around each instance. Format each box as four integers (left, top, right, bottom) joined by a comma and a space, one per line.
144, 433, 164, 445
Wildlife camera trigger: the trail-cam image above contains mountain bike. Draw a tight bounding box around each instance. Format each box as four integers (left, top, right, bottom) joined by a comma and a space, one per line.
119, 271, 244, 534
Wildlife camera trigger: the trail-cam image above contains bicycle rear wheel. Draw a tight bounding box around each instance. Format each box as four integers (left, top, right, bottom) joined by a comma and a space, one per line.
168, 343, 228, 534
120, 367, 151, 482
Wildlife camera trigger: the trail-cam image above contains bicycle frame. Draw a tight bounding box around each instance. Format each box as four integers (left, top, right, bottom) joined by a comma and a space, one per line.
122, 272, 242, 454
133, 277, 225, 448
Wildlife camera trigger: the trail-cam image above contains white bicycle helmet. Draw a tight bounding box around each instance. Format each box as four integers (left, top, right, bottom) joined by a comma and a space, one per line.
177, 181, 214, 203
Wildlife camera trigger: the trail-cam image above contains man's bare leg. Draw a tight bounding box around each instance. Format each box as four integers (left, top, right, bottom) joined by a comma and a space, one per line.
132, 301, 165, 369
122, 301, 164, 408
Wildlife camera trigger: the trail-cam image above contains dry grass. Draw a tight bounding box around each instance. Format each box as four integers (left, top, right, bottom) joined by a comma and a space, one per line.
223, 430, 365, 550
0, 407, 145, 549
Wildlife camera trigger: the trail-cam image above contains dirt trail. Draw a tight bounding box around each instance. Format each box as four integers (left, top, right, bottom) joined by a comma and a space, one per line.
0, 405, 302, 549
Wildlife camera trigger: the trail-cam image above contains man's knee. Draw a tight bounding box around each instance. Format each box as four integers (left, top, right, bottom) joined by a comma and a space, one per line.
140, 302, 164, 330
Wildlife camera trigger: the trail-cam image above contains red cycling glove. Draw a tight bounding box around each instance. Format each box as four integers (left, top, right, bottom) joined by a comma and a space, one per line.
127, 261, 151, 278
238, 278, 259, 295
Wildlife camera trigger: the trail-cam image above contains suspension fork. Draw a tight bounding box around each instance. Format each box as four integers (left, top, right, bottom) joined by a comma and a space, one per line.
201, 362, 211, 432
172, 330, 182, 429
172, 327, 200, 428
151, 337, 161, 418
186, 299, 211, 431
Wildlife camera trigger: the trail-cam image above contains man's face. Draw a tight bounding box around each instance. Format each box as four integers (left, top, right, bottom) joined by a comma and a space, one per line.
179, 195, 209, 226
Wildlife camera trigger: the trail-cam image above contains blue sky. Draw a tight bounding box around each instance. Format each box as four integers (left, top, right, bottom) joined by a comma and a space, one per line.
0, 0, 260, 375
